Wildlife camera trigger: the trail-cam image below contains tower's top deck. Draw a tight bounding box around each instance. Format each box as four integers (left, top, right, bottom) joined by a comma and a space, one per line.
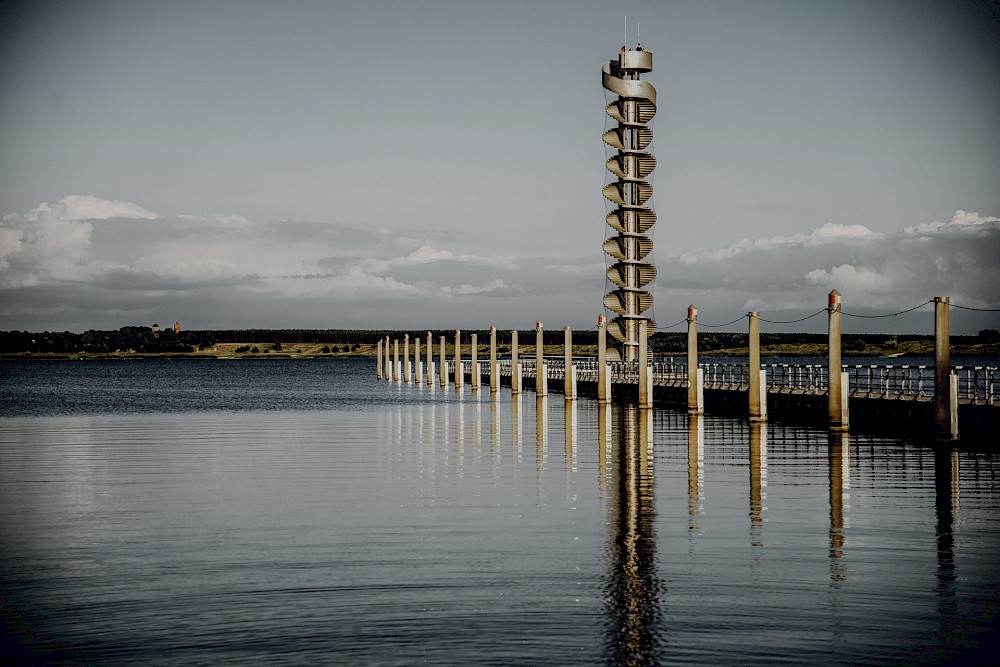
619, 48, 652, 73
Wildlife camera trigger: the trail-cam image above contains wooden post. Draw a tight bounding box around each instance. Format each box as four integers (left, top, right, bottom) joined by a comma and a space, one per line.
454, 329, 462, 388
439, 335, 447, 387
748, 312, 766, 422
687, 305, 703, 414
564, 326, 576, 399
511, 329, 522, 394
598, 315, 610, 403
828, 290, 848, 430
471, 333, 479, 390
934, 297, 958, 440
535, 321, 547, 396
377, 339, 383, 379
403, 334, 410, 383
638, 319, 652, 407
489, 326, 498, 393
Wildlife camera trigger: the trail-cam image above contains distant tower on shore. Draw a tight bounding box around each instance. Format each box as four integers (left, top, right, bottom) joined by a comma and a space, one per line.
601, 43, 657, 361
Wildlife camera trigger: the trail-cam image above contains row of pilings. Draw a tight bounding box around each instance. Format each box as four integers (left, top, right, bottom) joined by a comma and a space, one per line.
375, 292, 965, 441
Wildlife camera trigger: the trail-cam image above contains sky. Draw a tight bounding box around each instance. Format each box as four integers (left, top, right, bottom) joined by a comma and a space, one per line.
1, 0, 998, 335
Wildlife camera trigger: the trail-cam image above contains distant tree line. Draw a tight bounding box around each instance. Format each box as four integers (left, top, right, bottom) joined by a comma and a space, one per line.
2, 327, 996, 355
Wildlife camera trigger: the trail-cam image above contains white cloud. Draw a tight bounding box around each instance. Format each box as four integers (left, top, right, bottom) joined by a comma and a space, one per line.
3, 197, 996, 333
804, 264, 896, 291
654, 210, 1000, 328
24, 195, 159, 222
439, 279, 509, 297
903, 209, 999, 236
680, 222, 883, 264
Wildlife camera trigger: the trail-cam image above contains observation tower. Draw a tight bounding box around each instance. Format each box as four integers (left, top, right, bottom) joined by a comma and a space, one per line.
601, 45, 657, 361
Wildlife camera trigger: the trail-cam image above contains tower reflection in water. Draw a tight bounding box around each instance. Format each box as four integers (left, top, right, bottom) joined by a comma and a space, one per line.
601, 405, 663, 665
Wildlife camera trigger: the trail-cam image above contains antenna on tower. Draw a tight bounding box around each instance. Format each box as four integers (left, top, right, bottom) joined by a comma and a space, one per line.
624, 14, 628, 49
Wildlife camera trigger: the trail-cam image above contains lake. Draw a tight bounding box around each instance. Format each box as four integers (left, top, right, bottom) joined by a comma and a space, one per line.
2, 358, 998, 665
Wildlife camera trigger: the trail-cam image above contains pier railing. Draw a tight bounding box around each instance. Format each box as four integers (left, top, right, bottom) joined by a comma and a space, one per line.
470, 357, 997, 405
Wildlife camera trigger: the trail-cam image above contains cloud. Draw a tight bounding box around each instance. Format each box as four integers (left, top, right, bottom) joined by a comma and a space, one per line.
654, 210, 1000, 330
3, 197, 996, 333
439, 279, 510, 297
26, 195, 159, 222
680, 223, 884, 264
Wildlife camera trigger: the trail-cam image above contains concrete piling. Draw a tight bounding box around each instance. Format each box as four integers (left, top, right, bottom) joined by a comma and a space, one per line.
687, 305, 703, 414
439, 336, 447, 388
471, 333, 479, 390
404, 334, 411, 384
454, 330, 462, 389
489, 326, 498, 393
638, 319, 652, 408
748, 312, 766, 422
426, 332, 435, 386
511, 330, 522, 394
564, 326, 577, 399
414, 336, 422, 385
377, 339, 382, 379
535, 322, 547, 397
827, 291, 849, 430
934, 297, 958, 440
393, 339, 400, 383
598, 315, 610, 404
384, 336, 391, 382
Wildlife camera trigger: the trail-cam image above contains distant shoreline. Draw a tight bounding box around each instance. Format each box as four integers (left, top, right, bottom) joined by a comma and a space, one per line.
3, 341, 998, 361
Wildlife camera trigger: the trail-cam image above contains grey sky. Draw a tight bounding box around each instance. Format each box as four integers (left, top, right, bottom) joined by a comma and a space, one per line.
1, 0, 998, 334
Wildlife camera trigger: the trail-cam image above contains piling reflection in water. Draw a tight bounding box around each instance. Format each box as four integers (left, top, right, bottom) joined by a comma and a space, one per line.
934, 447, 958, 618
602, 406, 663, 665
564, 400, 577, 473
828, 431, 849, 585
688, 415, 704, 534
749, 422, 767, 548
536, 396, 548, 471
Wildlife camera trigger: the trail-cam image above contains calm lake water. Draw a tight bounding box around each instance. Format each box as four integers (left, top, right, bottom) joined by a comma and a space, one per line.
2, 358, 998, 665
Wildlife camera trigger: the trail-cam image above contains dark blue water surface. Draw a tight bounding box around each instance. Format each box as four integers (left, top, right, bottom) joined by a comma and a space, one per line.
1, 358, 998, 665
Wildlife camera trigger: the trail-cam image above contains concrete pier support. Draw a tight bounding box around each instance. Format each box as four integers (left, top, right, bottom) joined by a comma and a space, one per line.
376, 339, 382, 379
687, 305, 703, 414
564, 327, 577, 399
827, 291, 849, 430
470, 333, 479, 390
426, 332, 435, 386
384, 336, 391, 382
511, 330, 522, 394
403, 334, 411, 384
934, 297, 958, 440
454, 330, 462, 389
597, 315, 611, 404
439, 336, 447, 388
638, 320, 652, 407
535, 322, 547, 396
748, 312, 767, 422
393, 339, 400, 383
414, 337, 422, 385
489, 326, 498, 393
